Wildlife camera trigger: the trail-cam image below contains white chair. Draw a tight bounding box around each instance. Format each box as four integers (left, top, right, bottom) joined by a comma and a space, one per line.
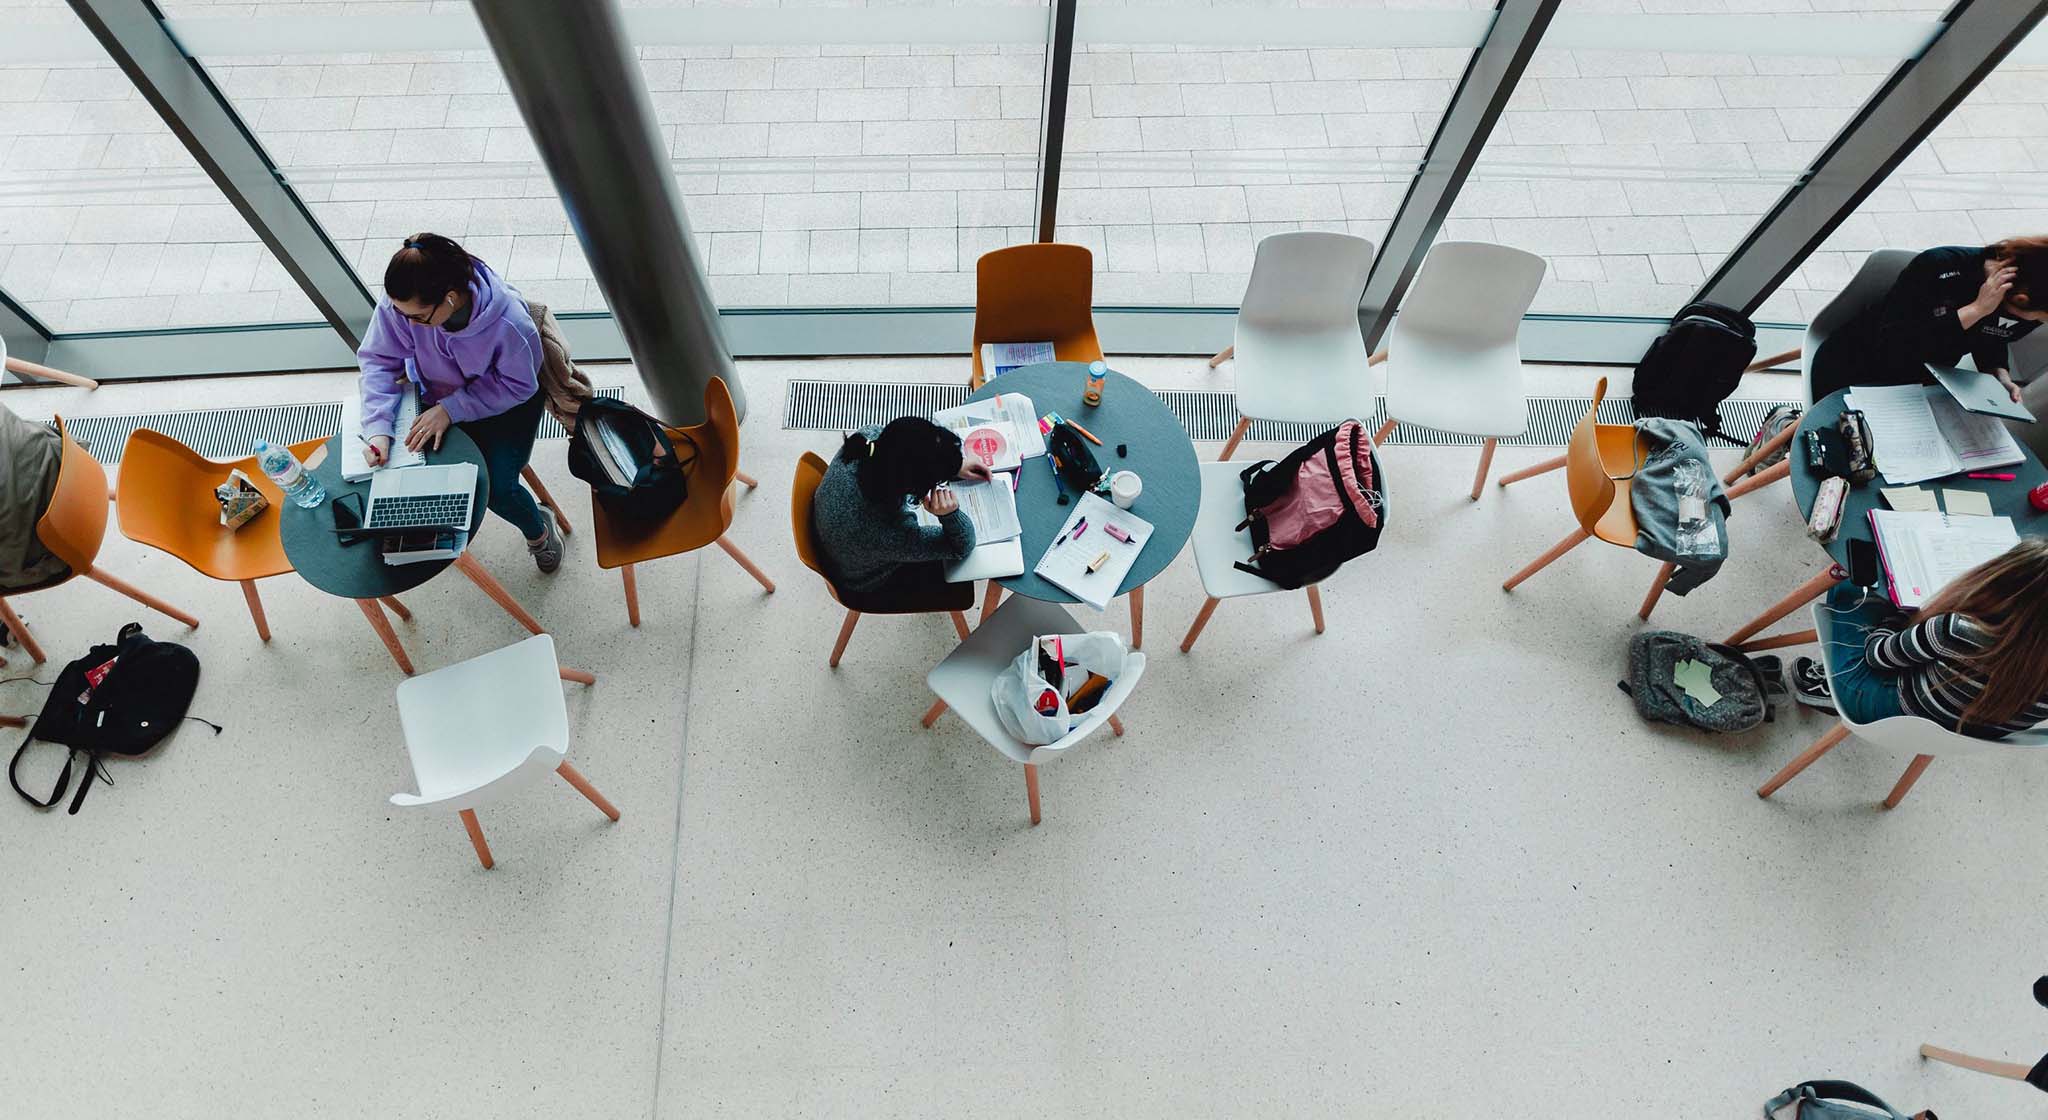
1755, 604, 2048, 806
1211, 231, 1377, 461
390, 634, 616, 868
1180, 459, 1353, 650
921, 595, 1146, 825
1375, 241, 1547, 501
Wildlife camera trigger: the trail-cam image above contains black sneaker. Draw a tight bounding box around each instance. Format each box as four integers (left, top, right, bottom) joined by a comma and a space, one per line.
527, 507, 563, 574
1790, 657, 1835, 712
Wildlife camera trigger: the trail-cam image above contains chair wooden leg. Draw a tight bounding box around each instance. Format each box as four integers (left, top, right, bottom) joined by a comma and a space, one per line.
558, 666, 596, 685
520, 465, 571, 536
1129, 585, 1144, 650
1758, 722, 1850, 799
1496, 453, 1567, 488
1920, 1044, 2032, 1080
921, 698, 948, 728
1207, 344, 1234, 369
1372, 418, 1396, 445
556, 760, 620, 821
1883, 754, 1935, 809
240, 579, 271, 641
1502, 527, 1592, 591
1180, 596, 1220, 652
84, 567, 199, 628
378, 595, 412, 621
949, 610, 971, 641
1744, 346, 1801, 374
829, 609, 860, 667
1306, 584, 1325, 634
1639, 562, 1676, 621
622, 564, 641, 627
1734, 628, 1819, 653
734, 468, 759, 489
4, 354, 98, 389
1023, 763, 1041, 825
1469, 438, 1497, 501
0, 597, 47, 663
1725, 458, 1790, 500
1722, 423, 1797, 486
357, 598, 415, 674
452, 551, 544, 635
1108, 714, 1125, 737
459, 808, 494, 869
1728, 564, 1842, 646
1218, 416, 1251, 461
981, 580, 1003, 624
715, 535, 776, 593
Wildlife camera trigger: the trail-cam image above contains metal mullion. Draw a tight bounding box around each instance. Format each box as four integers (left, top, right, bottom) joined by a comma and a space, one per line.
1694, 0, 2048, 315
0, 287, 55, 375
65, 0, 375, 348
1034, 0, 1078, 242
1356, 0, 1561, 349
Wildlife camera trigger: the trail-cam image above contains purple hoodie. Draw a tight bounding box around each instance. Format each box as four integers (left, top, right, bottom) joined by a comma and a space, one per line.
355, 257, 542, 439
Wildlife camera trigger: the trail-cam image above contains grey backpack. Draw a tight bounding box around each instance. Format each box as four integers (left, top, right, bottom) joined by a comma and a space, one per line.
1764, 1080, 1932, 1120
1620, 630, 1774, 733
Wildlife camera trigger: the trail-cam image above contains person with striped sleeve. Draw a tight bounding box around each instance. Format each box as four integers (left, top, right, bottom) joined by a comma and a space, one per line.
1791, 540, 2048, 739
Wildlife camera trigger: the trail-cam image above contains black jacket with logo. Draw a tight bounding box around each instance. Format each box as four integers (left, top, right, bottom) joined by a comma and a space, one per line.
1812, 245, 2040, 401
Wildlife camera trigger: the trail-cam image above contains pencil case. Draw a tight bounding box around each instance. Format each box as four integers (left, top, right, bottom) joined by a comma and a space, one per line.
1807, 475, 1848, 543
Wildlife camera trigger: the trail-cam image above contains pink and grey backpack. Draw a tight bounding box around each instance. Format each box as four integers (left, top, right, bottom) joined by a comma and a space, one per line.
1236, 419, 1386, 590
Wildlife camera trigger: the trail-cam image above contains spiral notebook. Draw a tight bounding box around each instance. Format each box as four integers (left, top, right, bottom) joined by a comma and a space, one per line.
1032, 493, 1152, 610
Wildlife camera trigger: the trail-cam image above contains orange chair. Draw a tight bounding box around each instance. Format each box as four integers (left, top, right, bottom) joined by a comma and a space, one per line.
791, 451, 973, 666
969, 243, 1104, 390
591, 377, 774, 625
0, 418, 200, 662
113, 429, 330, 641
1498, 378, 1650, 593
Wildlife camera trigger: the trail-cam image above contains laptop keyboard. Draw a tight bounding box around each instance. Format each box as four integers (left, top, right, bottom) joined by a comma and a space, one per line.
366, 494, 470, 530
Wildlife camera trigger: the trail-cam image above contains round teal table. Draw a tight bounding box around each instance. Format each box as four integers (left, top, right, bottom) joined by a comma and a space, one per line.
965, 361, 1199, 647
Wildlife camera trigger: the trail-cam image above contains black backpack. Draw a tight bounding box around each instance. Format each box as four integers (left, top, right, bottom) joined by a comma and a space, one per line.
567, 396, 695, 519
1235, 420, 1387, 591
1630, 301, 1757, 444
10, 623, 207, 815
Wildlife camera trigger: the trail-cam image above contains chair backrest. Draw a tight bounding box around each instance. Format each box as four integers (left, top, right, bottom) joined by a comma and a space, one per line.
973, 243, 1096, 346
790, 451, 837, 592
1805, 249, 1915, 404
1807, 604, 2043, 756
1392, 241, 1546, 350
1030, 651, 1148, 761
669, 375, 741, 492
36, 417, 110, 576
1238, 231, 1375, 332
390, 634, 572, 809
1564, 377, 1619, 532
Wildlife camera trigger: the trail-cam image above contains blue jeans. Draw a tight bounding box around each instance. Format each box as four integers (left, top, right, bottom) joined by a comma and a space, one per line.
456, 389, 546, 540
1819, 584, 1908, 724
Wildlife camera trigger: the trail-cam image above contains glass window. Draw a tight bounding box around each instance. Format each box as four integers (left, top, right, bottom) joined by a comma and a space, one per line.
0, 1, 323, 331
1067, 0, 1489, 305
1438, 0, 1941, 323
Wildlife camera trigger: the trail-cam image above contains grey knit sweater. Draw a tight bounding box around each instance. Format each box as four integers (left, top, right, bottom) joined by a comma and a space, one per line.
812, 427, 975, 592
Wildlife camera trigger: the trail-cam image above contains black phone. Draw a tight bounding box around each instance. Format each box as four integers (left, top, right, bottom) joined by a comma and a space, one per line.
1847, 536, 1880, 588
331, 492, 365, 545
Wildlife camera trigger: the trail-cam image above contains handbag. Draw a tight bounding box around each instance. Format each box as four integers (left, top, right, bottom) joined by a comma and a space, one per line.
566, 396, 696, 519
1763, 1080, 1933, 1120
9, 623, 210, 815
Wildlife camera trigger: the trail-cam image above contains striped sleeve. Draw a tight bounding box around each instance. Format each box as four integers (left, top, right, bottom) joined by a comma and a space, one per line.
1865, 613, 1984, 672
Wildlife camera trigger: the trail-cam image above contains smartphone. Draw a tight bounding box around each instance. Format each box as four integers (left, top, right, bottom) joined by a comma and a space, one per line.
1847, 537, 1880, 588
331, 492, 366, 546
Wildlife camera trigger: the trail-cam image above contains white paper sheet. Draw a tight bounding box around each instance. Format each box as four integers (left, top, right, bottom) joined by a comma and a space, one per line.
934, 392, 1047, 460
981, 341, 1055, 380
1032, 493, 1153, 610
1868, 509, 2019, 609
915, 478, 1020, 544
1848, 384, 1958, 484
340, 379, 423, 482
1928, 390, 2025, 471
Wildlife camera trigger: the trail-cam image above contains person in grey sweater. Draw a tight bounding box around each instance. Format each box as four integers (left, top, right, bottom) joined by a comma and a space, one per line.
813, 417, 993, 593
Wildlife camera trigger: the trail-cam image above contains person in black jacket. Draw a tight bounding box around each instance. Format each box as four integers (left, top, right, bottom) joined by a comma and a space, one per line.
1811, 238, 2048, 403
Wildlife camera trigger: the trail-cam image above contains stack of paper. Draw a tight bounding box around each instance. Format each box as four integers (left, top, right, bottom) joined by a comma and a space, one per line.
1868, 509, 2019, 609
341, 385, 424, 482
934, 393, 1047, 460
1847, 383, 2023, 484
980, 341, 1055, 380
1033, 493, 1154, 610
916, 479, 1026, 582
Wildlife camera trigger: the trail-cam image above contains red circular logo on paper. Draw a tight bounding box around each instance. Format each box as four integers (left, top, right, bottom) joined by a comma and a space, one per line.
965, 427, 1006, 466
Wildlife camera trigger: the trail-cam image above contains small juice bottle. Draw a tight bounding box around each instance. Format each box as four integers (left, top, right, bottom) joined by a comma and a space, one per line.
1083, 360, 1107, 407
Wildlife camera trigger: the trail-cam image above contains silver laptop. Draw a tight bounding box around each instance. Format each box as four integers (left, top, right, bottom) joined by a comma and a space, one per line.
364, 463, 478, 531
1927, 364, 2036, 422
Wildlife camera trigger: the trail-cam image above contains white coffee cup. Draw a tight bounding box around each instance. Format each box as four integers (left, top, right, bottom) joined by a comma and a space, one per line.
1109, 470, 1142, 509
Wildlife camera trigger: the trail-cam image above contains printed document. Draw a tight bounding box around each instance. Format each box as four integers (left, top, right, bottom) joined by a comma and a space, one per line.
915, 478, 1021, 544
1868, 509, 2019, 609
934, 393, 1047, 460
340, 384, 423, 482
980, 341, 1055, 380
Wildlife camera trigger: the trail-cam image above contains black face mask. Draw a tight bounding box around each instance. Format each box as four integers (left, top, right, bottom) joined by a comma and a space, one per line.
441, 296, 474, 333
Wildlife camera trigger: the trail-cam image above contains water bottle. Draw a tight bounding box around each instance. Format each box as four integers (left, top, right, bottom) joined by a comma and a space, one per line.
1672, 458, 1713, 557
255, 438, 325, 508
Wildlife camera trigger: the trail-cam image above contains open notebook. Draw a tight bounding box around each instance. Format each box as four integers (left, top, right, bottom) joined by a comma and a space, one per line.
913, 478, 1025, 582
1868, 508, 2020, 609
340, 378, 424, 482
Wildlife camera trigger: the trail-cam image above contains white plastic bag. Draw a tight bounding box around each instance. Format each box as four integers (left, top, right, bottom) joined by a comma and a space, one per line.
991, 631, 1129, 746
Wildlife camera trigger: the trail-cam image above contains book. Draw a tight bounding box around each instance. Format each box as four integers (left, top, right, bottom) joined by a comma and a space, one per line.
1867, 509, 2019, 609
380, 528, 468, 566
958, 420, 1023, 473
980, 341, 1055, 380
1032, 493, 1153, 610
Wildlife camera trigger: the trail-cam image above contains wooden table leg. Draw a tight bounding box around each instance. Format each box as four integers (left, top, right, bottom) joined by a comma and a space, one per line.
357, 597, 414, 674
0, 596, 47, 663
1180, 596, 1220, 652
622, 563, 641, 628
1727, 564, 1843, 646
733, 468, 759, 489
921, 698, 948, 728
378, 595, 412, 621
453, 550, 544, 635
1023, 763, 1041, 825
0, 714, 26, 729
1129, 585, 1144, 650
949, 610, 971, 641
1207, 344, 1233, 369
459, 808, 494, 869
981, 581, 1003, 625
1496, 453, 1567, 489
1469, 437, 1497, 501
4, 355, 98, 389
1306, 584, 1325, 634
556, 760, 620, 821
240, 579, 271, 641
1108, 714, 1125, 737
1734, 628, 1818, 654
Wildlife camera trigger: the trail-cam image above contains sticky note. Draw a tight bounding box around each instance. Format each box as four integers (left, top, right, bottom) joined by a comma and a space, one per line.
1673, 659, 1724, 708
1880, 487, 1937, 512
1941, 489, 1994, 517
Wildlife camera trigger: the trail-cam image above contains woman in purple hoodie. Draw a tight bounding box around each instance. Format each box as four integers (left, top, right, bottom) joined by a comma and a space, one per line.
356, 233, 562, 572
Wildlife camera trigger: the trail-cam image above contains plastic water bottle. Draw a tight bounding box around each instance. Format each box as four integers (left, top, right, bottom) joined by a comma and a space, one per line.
255, 438, 325, 508
1672, 458, 1713, 557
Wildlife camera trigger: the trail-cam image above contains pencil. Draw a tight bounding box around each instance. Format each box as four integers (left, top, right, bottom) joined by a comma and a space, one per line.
1062, 418, 1104, 446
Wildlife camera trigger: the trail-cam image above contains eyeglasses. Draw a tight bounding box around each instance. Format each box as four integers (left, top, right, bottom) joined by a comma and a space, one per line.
400, 294, 448, 325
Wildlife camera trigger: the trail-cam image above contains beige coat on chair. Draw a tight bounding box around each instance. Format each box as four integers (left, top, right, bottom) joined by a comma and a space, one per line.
526, 301, 595, 430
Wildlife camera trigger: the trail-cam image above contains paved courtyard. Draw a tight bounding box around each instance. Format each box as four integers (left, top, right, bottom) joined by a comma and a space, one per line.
0, 0, 2044, 332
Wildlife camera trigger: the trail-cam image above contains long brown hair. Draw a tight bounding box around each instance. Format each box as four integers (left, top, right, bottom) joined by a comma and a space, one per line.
1988, 235, 2048, 311
1917, 538, 2048, 727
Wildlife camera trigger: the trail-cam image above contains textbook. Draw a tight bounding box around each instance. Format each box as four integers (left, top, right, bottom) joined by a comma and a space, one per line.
1867, 509, 2018, 609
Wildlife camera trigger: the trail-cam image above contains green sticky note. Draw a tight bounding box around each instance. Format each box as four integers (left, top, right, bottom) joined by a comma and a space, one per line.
1673, 659, 1724, 707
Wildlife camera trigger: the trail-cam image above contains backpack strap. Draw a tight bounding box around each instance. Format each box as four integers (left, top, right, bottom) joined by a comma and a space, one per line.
10, 735, 77, 810
1708, 642, 1776, 724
